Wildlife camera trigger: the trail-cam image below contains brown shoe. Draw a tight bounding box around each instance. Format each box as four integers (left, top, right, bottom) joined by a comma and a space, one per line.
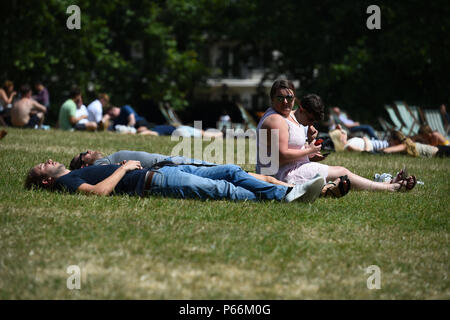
0, 130, 7, 140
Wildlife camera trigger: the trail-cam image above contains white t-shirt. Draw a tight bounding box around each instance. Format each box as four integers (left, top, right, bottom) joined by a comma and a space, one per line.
344, 137, 372, 151
87, 99, 103, 123
75, 104, 89, 124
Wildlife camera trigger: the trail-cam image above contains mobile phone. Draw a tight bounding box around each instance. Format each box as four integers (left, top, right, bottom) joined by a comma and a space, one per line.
314, 139, 323, 146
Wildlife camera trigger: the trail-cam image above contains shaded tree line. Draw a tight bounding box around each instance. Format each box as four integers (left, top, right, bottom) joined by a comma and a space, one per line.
1, 0, 448, 125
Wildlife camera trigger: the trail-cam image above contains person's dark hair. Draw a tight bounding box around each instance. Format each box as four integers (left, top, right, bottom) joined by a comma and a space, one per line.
418, 125, 432, 136
24, 167, 48, 190
69, 86, 81, 99
69, 154, 83, 170
20, 84, 31, 96
270, 80, 296, 101
3, 80, 13, 90
299, 94, 325, 121
389, 130, 406, 143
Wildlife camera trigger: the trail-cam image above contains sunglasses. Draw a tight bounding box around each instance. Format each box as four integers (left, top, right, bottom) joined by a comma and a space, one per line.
275, 95, 294, 103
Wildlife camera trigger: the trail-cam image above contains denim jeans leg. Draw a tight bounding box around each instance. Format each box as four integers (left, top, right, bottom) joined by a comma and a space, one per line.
174, 164, 287, 200
150, 166, 257, 201
350, 125, 377, 139
168, 156, 216, 166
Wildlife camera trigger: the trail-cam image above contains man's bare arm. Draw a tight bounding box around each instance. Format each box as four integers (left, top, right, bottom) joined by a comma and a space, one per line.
31, 99, 47, 113
127, 113, 136, 127
77, 161, 143, 196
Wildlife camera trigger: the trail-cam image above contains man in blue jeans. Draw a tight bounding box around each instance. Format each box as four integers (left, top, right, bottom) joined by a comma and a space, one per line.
25, 159, 324, 203
69, 149, 292, 187
332, 107, 378, 139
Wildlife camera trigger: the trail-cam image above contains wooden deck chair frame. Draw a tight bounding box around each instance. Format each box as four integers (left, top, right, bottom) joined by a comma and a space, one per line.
158, 102, 182, 127
377, 117, 394, 140
384, 104, 409, 136
393, 101, 421, 136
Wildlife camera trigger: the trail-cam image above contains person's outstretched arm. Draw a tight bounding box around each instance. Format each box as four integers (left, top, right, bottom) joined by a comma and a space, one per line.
77, 161, 143, 196
382, 144, 407, 154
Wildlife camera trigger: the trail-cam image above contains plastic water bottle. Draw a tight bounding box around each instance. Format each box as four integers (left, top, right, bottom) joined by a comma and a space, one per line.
374, 173, 393, 183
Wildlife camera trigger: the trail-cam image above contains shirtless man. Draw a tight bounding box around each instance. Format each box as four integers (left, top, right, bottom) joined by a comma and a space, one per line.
11, 84, 47, 128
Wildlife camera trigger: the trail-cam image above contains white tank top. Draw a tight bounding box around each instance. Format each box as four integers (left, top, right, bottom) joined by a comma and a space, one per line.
256, 108, 309, 177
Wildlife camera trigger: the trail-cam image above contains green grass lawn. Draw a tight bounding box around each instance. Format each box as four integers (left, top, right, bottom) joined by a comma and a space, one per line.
0, 128, 449, 299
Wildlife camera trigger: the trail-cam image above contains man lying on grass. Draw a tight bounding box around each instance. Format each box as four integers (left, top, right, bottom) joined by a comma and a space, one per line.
25, 159, 325, 203
69, 149, 346, 197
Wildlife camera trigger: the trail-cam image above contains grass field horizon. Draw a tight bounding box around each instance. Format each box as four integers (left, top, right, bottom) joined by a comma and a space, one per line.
0, 128, 448, 299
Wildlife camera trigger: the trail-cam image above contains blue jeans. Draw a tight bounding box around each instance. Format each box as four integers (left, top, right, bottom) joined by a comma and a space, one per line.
102, 151, 216, 168
167, 156, 216, 166
149, 164, 287, 201
349, 125, 377, 139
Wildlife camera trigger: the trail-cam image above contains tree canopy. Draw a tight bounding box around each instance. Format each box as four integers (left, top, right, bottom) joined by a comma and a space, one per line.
1, 0, 448, 124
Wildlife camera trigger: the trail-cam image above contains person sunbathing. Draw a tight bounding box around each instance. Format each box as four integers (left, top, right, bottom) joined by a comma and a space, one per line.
329, 124, 389, 153
382, 131, 450, 158
25, 159, 325, 203
412, 125, 449, 147
69, 149, 350, 195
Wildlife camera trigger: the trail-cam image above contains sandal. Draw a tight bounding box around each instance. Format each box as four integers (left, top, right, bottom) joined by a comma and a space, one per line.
322, 175, 351, 198
391, 167, 408, 184
396, 175, 417, 192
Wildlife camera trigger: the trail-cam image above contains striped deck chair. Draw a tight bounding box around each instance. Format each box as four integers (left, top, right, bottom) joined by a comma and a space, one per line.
421, 108, 449, 138
394, 101, 421, 136
384, 104, 409, 136
377, 117, 394, 140
408, 106, 422, 124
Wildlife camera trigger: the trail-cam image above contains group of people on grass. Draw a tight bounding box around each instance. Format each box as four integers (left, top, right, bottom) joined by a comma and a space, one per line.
0, 80, 49, 128
26, 79, 432, 203
58, 86, 222, 138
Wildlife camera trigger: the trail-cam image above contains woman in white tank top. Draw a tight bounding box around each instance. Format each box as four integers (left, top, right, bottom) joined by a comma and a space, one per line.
256, 80, 417, 194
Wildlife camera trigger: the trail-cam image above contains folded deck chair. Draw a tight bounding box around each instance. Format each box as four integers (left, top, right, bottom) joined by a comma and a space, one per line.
158, 102, 179, 127
165, 103, 184, 127
384, 104, 409, 136
394, 101, 421, 136
236, 103, 258, 130
377, 117, 394, 140
408, 106, 422, 123
421, 108, 448, 138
